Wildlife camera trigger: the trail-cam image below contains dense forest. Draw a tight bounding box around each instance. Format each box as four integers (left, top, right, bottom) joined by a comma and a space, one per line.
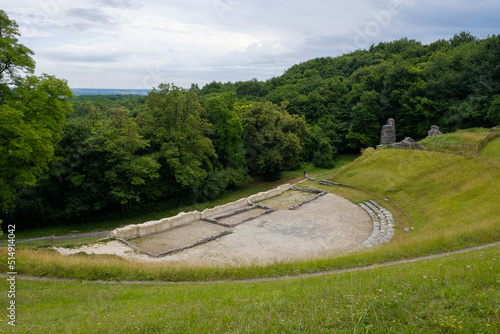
1, 8, 499, 229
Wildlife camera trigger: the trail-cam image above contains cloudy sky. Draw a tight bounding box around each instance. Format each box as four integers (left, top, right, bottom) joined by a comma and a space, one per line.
3, 0, 500, 89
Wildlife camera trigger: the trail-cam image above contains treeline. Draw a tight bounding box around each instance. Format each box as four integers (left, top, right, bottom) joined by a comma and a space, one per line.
194, 31, 500, 154
2, 21, 500, 229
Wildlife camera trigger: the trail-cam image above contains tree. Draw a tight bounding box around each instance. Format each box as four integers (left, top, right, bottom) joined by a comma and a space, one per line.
449, 31, 478, 47
242, 102, 307, 180
236, 79, 264, 98
203, 92, 248, 186
138, 84, 216, 192
0, 10, 35, 84
488, 95, 500, 125
383, 65, 435, 137
0, 75, 73, 212
313, 138, 337, 168
346, 90, 381, 150
85, 106, 160, 210
0, 11, 73, 212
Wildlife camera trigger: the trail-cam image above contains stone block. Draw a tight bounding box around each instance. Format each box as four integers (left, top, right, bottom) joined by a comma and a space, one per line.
427, 125, 443, 137
391, 137, 425, 150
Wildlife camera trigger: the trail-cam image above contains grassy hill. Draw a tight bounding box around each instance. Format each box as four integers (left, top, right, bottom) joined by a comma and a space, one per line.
1, 128, 499, 332
327, 135, 500, 256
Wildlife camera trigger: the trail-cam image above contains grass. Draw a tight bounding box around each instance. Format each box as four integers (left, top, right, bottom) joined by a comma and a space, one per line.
330, 149, 500, 249
1, 245, 498, 333
481, 136, 500, 160
0, 129, 499, 332
2, 130, 500, 281
2, 133, 499, 281
419, 127, 491, 153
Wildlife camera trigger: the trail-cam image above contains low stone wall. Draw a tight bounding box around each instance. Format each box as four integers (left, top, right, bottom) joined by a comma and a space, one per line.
109, 184, 292, 239
201, 198, 249, 219
247, 184, 292, 203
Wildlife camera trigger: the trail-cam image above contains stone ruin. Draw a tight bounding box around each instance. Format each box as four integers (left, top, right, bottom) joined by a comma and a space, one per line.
391, 137, 425, 150
428, 125, 443, 137
377, 118, 424, 150
379, 118, 396, 147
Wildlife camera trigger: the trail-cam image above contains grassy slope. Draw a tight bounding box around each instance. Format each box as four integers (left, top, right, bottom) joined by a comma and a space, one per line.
330, 148, 500, 252
481, 136, 500, 160
419, 127, 490, 153
1, 245, 498, 333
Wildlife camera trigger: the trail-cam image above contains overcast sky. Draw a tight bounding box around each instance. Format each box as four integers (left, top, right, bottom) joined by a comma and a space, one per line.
3, 0, 500, 88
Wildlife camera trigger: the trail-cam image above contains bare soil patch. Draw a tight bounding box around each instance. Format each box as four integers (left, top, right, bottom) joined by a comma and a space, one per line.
216, 207, 269, 226
258, 189, 318, 210
130, 220, 228, 254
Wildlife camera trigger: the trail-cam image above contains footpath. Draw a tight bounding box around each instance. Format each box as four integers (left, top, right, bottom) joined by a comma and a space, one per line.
4, 240, 500, 285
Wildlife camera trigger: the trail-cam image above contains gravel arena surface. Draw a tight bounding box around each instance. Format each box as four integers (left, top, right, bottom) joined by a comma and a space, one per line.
58, 193, 373, 267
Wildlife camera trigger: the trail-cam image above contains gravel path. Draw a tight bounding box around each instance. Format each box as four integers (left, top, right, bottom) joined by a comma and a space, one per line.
14, 241, 500, 285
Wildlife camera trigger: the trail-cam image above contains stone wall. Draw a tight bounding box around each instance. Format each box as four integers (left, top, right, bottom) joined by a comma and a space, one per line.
389, 137, 425, 150
247, 184, 291, 203
109, 183, 292, 239
379, 118, 396, 146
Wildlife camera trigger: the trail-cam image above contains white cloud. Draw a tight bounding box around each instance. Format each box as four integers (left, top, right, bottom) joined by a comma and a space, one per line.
3, 0, 500, 88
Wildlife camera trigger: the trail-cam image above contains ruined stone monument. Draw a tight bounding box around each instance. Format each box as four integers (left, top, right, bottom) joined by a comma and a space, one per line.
427, 125, 443, 137
391, 137, 425, 150
377, 118, 396, 148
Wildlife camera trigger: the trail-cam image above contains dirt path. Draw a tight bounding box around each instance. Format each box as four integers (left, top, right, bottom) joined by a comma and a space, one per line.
10, 241, 500, 285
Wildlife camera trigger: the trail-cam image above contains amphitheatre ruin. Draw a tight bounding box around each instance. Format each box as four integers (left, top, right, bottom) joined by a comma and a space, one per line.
58, 119, 441, 267
59, 182, 395, 267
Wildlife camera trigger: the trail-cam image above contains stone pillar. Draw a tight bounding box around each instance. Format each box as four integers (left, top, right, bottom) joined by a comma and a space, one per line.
427, 125, 443, 137
379, 118, 396, 146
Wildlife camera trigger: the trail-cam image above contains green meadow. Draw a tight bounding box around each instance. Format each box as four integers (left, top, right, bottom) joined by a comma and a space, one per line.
0, 128, 499, 332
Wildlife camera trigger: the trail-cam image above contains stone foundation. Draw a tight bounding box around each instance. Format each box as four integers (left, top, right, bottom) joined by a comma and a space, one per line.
109, 184, 292, 239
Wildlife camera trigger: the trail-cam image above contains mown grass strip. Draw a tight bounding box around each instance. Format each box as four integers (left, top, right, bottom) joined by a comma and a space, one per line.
4, 245, 499, 333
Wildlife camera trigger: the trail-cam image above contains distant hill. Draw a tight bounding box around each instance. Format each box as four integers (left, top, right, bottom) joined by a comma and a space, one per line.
71, 88, 151, 96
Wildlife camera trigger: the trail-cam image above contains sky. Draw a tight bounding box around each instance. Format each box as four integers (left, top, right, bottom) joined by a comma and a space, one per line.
3, 0, 500, 89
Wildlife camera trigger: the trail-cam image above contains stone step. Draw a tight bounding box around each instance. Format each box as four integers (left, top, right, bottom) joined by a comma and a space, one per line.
355, 200, 395, 250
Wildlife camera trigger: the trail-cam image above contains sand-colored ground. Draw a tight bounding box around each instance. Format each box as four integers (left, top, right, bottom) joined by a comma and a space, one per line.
60, 192, 373, 267
216, 207, 269, 226
258, 189, 318, 210
131, 220, 229, 254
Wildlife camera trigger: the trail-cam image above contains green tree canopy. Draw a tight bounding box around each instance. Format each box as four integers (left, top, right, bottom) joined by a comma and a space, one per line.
138, 84, 216, 190
0, 75, 73, 212
0, 10, 35, 85
0, 12, 73, 212
203, 92, 248, 186
241, 101, 307, 180
346, 90, 381, 150
85, 106, 160, 210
